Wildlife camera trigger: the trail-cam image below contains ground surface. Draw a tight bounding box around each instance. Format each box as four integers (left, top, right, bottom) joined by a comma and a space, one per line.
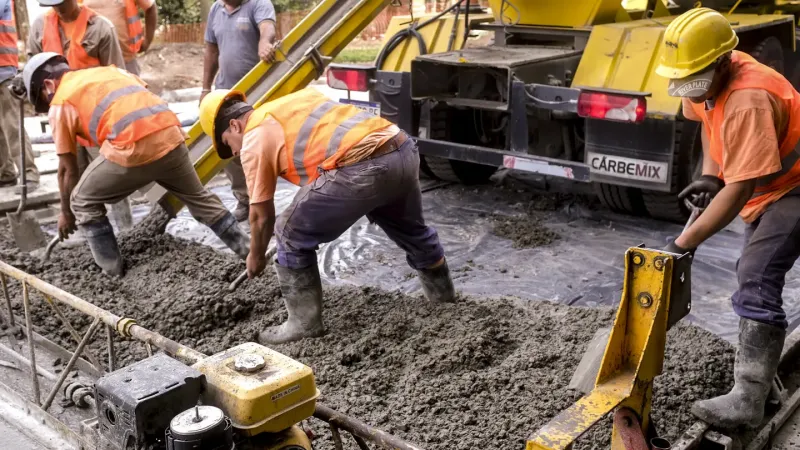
138, 43, 205, 95
0, 219, 736, 449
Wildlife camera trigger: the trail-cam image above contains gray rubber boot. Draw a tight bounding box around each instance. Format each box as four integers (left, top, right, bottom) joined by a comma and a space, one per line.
417, 259, 456, 303
209, 212, 250, 260
79, 217, 124, 277
233, 202, 249, 222
258, 264, 325, 345
691, 318, 785, 428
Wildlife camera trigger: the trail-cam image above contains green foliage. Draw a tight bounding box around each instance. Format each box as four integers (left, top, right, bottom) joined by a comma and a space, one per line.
334, 46, 380, 63
272, 0, 317, 13
159, 0, 203, 24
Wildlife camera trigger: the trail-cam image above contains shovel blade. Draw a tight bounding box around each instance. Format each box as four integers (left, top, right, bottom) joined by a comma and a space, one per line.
7, 211, 48, 252
568, 326, 611, 394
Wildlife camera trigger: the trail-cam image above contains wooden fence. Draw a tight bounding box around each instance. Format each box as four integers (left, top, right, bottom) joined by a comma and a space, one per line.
157, 1, 492, 44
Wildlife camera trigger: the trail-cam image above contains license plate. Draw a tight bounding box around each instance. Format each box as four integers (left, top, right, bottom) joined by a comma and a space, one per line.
339, 99, 381, 116
586, 151, 669, 184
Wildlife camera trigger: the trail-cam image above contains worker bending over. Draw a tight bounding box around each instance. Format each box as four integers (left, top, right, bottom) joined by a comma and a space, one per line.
657, 8, 800, 428
22, 53, 250, 276
199, 88, 455, 344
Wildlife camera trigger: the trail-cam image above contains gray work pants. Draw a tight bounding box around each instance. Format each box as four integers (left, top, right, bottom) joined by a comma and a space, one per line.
77, 145, 133, 230
0, 80, 39, 184
224, 156, 250, 206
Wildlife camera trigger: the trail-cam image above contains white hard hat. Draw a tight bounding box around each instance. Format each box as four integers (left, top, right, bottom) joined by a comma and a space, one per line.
22, 52, 67, 105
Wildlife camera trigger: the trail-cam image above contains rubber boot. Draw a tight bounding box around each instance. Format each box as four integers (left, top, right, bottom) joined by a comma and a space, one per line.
233, 202, 250, 222
79, 217, 124, 277
258, 264, 325, 345
691, 318, 785, 428
209, 212, 250, 260
417, 259, 456, 303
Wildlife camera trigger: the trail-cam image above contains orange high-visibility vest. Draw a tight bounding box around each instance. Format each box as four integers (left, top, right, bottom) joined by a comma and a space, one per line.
689, 51, 800, 220
124, 0, 144, 54
245, 89, 394, 186
51, 66, 180, 148
42, 6, 101, 69
0, 0, 18, 68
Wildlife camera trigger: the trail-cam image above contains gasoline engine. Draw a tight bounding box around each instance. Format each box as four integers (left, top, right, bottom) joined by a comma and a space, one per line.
93, 343, 319, 450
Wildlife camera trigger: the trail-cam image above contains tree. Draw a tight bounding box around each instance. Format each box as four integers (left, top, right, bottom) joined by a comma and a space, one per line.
14, 0, 29, 55
199, 0, 212, 22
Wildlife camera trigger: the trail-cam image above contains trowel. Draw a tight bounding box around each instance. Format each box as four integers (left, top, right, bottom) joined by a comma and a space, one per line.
568, 201, 703, 394
6, 93, 47, 252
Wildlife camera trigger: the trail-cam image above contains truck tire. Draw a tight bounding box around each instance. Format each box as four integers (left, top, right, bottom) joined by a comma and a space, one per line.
748, 36, 784, 74
641, 119, 702, 223
420, 155, 497, 184
593, 183, 646, 216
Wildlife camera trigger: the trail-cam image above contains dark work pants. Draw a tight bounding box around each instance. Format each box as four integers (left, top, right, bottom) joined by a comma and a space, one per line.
732, 188, 800, 329
275, 138, 445, 271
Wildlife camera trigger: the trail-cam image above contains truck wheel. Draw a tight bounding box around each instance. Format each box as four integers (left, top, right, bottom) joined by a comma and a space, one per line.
420, 155, 497, 184
593, 183, 646, 216
641, 119, 702, 223
748, 36, 784, 74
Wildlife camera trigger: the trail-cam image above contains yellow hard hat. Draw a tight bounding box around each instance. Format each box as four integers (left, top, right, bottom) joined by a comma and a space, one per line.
199, 89, 247, 159
656, 8, 739, 80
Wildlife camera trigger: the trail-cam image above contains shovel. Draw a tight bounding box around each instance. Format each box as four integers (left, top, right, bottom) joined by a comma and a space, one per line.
6, 96, 47, 252
568, 200, 703, 394
228, 246, 278, 292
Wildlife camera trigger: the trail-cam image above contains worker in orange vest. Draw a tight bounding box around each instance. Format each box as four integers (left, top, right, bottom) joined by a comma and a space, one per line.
22, 53, 250, 277
28, 0, 124, 69
198, 88, 455, 344
0, 0, 40, 190
658, 8, 800, 428
83, 0, 158, 75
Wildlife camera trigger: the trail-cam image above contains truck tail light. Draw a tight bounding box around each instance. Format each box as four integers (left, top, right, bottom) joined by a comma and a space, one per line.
577, 92, 646, 123
327, 66, 372, 91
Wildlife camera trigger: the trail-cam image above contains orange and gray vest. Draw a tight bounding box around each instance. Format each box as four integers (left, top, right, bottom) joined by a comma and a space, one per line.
51, 66, 180, 148
42, 6, 101, 69
124, 0, 144, 54
245, 88, 393, 186
0, 0, 18, 68
688, 51, 800, 217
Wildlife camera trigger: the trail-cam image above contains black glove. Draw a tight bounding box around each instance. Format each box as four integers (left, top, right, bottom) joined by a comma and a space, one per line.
663, 240, 695, 256
7, 74, 26, 100
678, 175, 724, 208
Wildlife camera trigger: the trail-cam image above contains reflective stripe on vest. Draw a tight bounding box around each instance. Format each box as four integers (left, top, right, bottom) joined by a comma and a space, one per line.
42, 7, 101, 69
89, 84, 148, 144
125, 0, 143, 53
0, 0, 18, 67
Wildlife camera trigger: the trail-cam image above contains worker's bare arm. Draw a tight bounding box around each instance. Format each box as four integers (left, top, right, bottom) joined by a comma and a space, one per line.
201, 43, 220, 101
675, 178, 756, 249
700, 126, 720, 176
258, 20, 277, 63
247, 200, 276, 278
142, 4, 158, 53
56, 154, 79, 238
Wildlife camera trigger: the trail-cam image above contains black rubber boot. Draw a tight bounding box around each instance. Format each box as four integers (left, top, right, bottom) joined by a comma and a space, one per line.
209, 212, 250, 260
79, 217, 124, 277
417, 259, 455, 303
258, 264, 325, 345
691, 318, 785, 428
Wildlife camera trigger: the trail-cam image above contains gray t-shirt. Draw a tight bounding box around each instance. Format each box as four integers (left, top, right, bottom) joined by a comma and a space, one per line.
205, 0, 275, 89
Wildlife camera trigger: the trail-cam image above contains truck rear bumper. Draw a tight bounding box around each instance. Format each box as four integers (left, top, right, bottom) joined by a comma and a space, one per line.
416, 138, 591, 182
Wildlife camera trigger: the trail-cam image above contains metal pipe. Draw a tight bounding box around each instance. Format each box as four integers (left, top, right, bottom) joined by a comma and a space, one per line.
353, 435, 371, 450
16, 99, 26, 215
330, 424, 344, 450
314, 404, 425, 450
0, 341, 57, 381
42, 318, 101, 411
22, 282, 40, 405
106, 325, 115, 372
43, 294, 103, 373
1, 273, 14, 327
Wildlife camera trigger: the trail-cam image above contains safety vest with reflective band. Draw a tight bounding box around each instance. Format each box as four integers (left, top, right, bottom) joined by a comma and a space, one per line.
42, 7, 101, 69
0, 0, 18, 68
50, 67, 180, 148
244, 89, 393, 186
124, 0, 144, 54
689, 51, 800, 220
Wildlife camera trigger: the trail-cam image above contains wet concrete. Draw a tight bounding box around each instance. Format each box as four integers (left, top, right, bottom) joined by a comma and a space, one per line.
0, 222, 735, 449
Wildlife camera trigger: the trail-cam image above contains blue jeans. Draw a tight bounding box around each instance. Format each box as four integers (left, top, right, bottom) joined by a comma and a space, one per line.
275, 138, 445, 270
732, 188, 800, 329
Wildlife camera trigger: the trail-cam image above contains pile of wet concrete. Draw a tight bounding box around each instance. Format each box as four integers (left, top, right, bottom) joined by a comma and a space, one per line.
0, 227, 734, 449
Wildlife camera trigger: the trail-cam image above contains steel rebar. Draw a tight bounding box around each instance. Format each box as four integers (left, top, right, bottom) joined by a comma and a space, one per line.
1, 273, 14, 327
0, 341, 57, 381
106, 325, 115, 372
43, 294, 103, 373
330, 424, 344, 450
315, 404, 425, 450
22, 281, 40, 405
42, 318, 101, 411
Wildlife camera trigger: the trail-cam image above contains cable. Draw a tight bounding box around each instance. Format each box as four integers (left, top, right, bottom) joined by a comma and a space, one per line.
499, 0, 522, 26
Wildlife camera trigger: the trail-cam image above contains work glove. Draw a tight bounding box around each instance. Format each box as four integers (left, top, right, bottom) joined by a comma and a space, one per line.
7, 74, 26, 100
678, 175, 724, 208
663, 240, 695, 257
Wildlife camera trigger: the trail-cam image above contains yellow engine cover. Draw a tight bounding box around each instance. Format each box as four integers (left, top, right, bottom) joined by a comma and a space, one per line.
193, 342, 320, 436
487, 0, 622, 27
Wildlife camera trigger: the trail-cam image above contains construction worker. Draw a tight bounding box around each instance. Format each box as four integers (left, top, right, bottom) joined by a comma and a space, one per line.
83, 0, 157, 76
0, 0, 40, 190
657, 8, 800, 429
202, 0, 278, 222
198, 88, 455, 344
22, 53, 250, 276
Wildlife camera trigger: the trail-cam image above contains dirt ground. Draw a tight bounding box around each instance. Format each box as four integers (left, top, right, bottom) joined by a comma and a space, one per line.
0, 216, 735, 449
138, 43, 204, 94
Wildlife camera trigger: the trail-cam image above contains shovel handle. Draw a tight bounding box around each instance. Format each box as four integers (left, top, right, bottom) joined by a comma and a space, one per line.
682, 198, 704, 234
42, 236, 61, 262
16, 100, 26, 214
228, 246, 277, 292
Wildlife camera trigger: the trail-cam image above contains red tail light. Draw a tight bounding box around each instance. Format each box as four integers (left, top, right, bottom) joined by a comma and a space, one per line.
577, 92, 646, 123
327, 67, 372, 91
